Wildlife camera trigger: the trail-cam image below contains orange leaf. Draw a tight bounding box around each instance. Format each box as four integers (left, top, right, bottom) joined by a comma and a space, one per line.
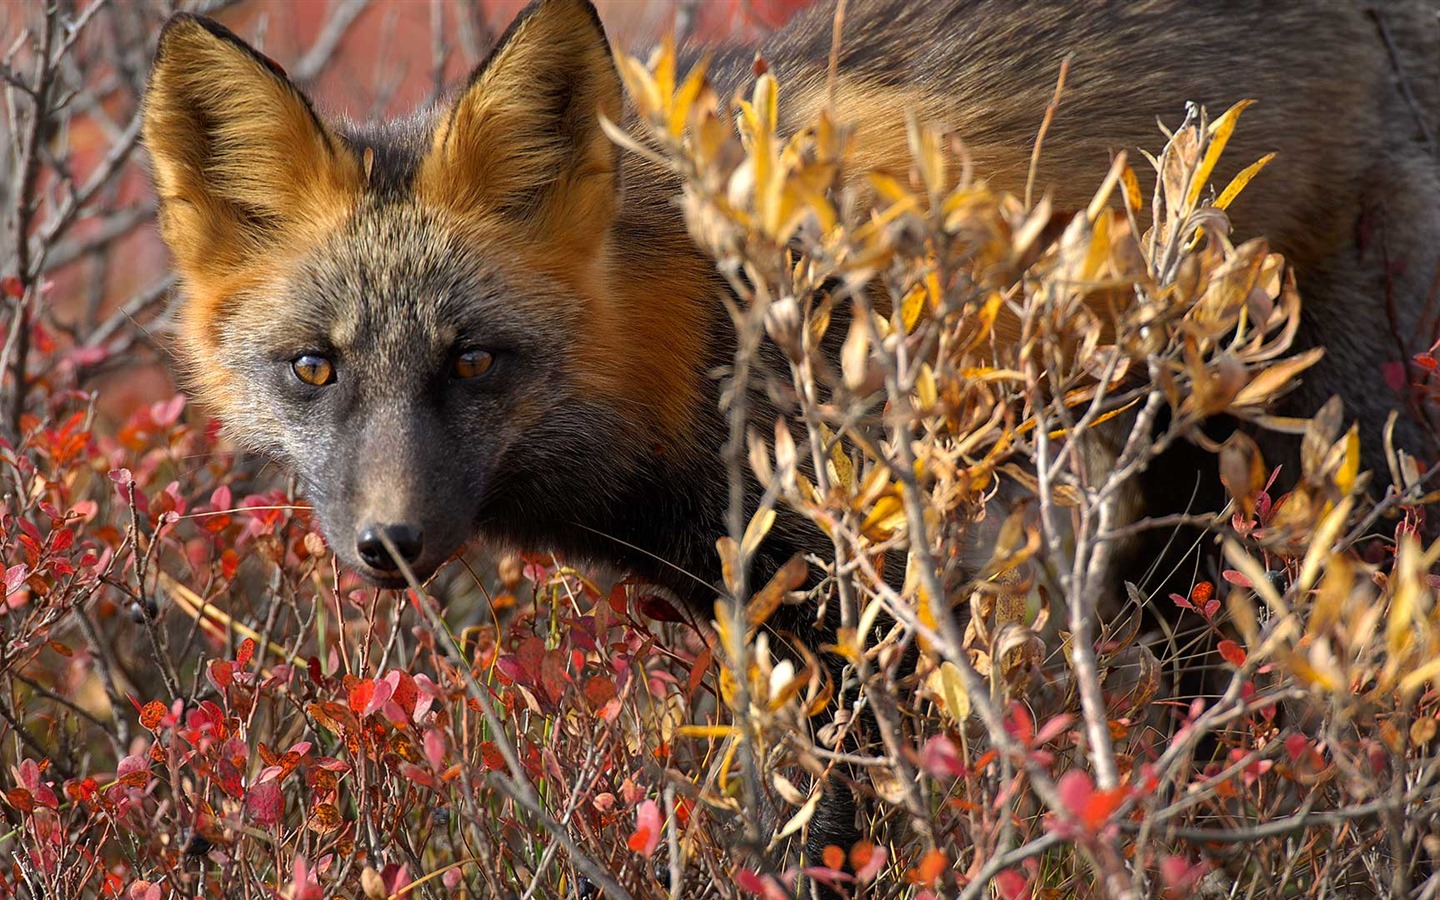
139, 701, 166, 730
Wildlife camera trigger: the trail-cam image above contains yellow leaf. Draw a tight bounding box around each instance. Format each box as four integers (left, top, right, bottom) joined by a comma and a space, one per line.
900, 283, 926, 333
826, 427, 854, 491
928, 662, 971, 723
915, 363, 938, 410
860, 494, 906, 541
669, 57, 709, 139
1188, 99, 1255, 209
1232, 347, 1326, 407
1296, 497, 1352, 596
1336, 424, 1361, 496
678, 724, 738, 739
841, 316, 870, 392
774, 788, 822, 842
1120, 163, 1144, 216
740, 507, 776, 560
1216, 152, 1275, 211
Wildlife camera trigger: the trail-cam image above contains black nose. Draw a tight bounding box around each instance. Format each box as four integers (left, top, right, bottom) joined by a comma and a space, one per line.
356, 524, 424, 572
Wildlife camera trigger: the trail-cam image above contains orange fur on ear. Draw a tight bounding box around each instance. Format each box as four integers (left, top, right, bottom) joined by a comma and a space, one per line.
416, 0, 622, 260
142, 14, 361, 300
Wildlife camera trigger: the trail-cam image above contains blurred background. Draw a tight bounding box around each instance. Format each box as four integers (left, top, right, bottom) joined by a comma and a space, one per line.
1, 0, 813, 434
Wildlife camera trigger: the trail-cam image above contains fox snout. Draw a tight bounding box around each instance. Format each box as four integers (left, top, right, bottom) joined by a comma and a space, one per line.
354, 523, 424, 573
298, 395, 487, 589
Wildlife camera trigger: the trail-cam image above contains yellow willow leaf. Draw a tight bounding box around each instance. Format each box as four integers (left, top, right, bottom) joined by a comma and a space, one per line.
791, 184, 837, 234
1086, 150, 1128, 223
1216, 152, 1276, 211
1232, 347, 1326, 407
1308, 553, 1351, 636
1223, 539, 1285, 612
1287, 651, 1342, 693
924, 267, 943, 310
901, 283, 926, 333
959, 367, 1025, 383
678, 724, 738, 739
857, 598, 885, 653
963, 291, 1006, 351
652, 32, 676, 108
1387, 540, 1423, 659
716, 537, 740, 595
928, 661, 972, 723
1297, 497, 1353, 596
717, 729, 740, 794
1119, 162, 1144, 216
857, 465, 892, 508
842, 315, 870, 392
826, 427, 854, 490
1187, 99, 1256, 209
906, 115, 945, 197
740, 506, 777, 560
774, 788, 823, 842
755, 72, 778, 135
737, 98, 760, 149
1045, 397, 1140, 440
1082, 209, 1111, 281
860, 494, 906, 541
1012, 192, 1053, 257
616, 54, 663, 122
1401, 656, 1440, 695
1336, 425, 1361, 496
669, 57, 709, 139
868, 172, 914, 205
915, 362, 938, 410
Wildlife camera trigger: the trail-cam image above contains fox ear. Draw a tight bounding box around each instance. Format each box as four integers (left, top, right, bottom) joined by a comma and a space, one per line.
142, 14, 361, 287
418, 0, 622, 256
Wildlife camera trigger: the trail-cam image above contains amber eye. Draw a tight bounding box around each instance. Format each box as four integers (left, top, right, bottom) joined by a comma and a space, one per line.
291, 354, 335, 386
453, 349, 495, 380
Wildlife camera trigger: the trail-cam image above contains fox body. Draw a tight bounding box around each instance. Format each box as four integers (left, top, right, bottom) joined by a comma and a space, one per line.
143, 0, 1438, 597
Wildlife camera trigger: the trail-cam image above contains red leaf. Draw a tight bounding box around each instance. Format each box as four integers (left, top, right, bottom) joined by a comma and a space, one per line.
995, 869, 1031, 900
384, 670, 419, 717
637, 595, 685, 623
236, 638, 256, 667
1221, 569, 1252, 589
246, 780, 283, 827
347, 679, 375, 716
1217, 640, 1247, 668
628, 799, 662, 858
852, 841, 887, 882
479, 741, 505, 771
584, 676, 616, 710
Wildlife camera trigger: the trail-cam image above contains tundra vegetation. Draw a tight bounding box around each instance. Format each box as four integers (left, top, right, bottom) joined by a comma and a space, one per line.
2, 2, 1440, 899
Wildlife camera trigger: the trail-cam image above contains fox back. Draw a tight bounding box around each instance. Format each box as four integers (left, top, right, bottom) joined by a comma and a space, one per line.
142, 0, 1438, 596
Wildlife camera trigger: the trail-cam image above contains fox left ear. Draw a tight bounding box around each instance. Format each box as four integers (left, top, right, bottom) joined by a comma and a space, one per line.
418, 0, 622, 258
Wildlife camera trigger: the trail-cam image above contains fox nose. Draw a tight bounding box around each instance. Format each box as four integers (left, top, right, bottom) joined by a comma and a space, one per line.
355, 524, 424, 572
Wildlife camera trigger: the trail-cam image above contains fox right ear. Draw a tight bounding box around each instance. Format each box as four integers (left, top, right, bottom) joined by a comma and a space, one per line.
416, 0, 622, 260
142, 14, 361, 290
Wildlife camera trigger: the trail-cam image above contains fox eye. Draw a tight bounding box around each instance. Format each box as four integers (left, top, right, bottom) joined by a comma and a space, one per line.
453, 349, 495, 380
291, 354, 335, 386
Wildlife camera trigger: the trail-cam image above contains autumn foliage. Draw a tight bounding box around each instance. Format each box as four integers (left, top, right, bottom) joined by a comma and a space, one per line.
4, 1, 1440, 899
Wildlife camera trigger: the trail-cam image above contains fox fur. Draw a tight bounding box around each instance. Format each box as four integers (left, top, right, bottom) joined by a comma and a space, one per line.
144, 0, 1439, 868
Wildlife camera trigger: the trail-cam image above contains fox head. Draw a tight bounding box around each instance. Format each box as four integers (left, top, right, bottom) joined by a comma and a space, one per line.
142, 0, 713, 587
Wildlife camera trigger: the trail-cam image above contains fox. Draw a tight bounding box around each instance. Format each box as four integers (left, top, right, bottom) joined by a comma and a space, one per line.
143, 0, 1439, 876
